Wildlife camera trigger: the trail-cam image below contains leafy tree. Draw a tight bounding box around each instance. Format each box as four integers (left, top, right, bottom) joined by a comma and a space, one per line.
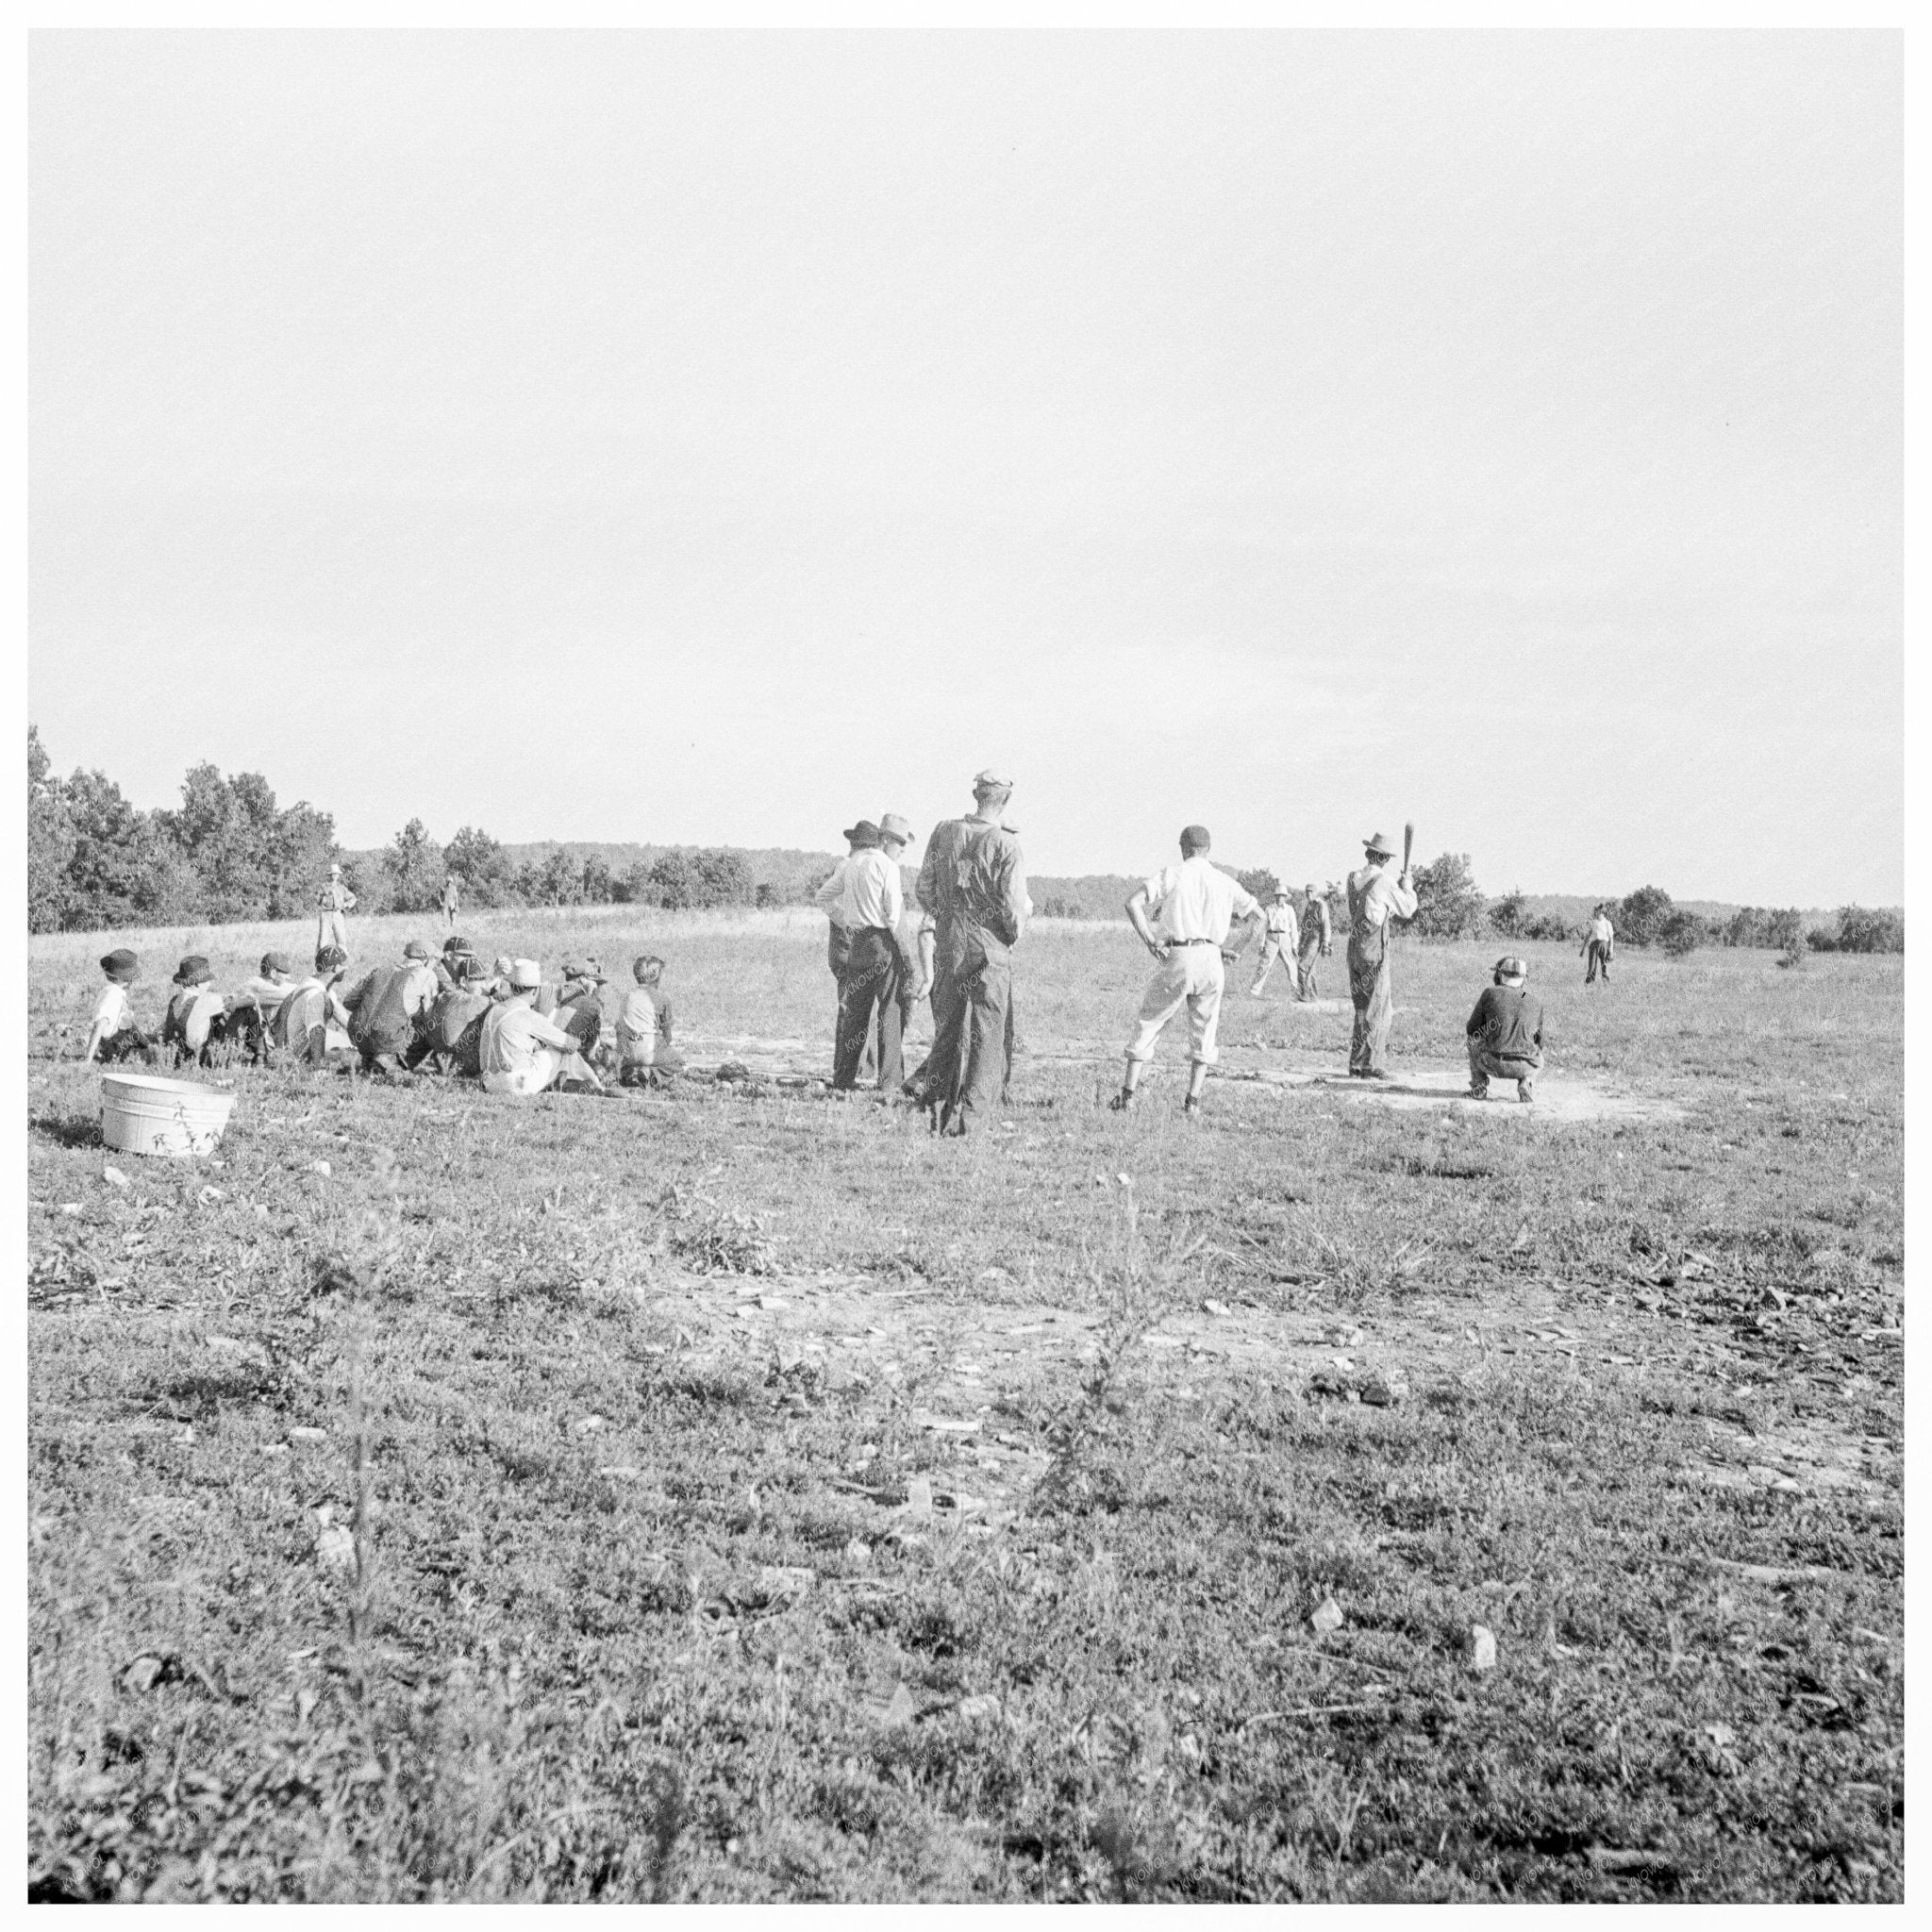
580, 856, 615, 905
61, 769, 193, 928
271, 802, 338, 918
1763, 908, 1807, 956
1236, 867, 1281, 906
648, 851, 699, 909
692, 849, 755, 907
1487, 889, 1526, 939
1835, 906, 1905, 954
27, 727, 75, 933
517, 849, 584, 908
445, 825, 517, 908
1615, 885, 1675, 948
383, 819, 444, 912
1409, 852, 1487, 941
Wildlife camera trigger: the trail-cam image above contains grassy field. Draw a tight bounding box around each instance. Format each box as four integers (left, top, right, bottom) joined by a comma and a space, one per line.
27, 911, 1904, 1901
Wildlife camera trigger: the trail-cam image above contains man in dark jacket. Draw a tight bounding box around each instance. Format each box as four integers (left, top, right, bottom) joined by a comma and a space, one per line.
340, 940, 437, 1079
1466, 956, 1543, 1103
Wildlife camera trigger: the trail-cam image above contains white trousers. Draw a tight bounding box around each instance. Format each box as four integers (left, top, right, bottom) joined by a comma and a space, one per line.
1125, 948, 1225, 1065
483, 1049, 561, 1096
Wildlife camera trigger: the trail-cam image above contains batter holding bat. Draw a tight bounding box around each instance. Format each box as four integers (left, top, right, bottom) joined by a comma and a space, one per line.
1344, 826, 1418, 1079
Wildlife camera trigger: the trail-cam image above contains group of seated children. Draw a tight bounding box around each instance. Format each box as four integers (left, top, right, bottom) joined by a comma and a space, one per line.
81, 937, 680, 1099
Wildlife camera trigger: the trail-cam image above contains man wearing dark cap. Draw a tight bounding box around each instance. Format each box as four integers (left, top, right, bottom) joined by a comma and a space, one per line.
339, 939, 438, 1079
1344, 832, 1418, 1078
915, 770, 1029, 1135
408, 951, 495, 1075
1111, 825, 1266, 1118
1466, 957, 1543, 1102
555, 958, 609, 1062
225, 951, 298, 1064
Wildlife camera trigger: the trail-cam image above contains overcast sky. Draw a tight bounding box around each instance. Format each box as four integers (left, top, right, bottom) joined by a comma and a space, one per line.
30, 30, 1900, 903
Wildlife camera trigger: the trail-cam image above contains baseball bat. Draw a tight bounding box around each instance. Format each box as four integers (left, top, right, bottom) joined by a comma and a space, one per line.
1402, 821, 1414, 874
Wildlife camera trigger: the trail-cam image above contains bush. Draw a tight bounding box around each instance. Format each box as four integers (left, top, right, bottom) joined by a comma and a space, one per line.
1488, 890, 1526, 939
1616, 885, 1675, 948
1236, 867, 1281, 906
1408, 853, 1487, 941
1658, 911, 1704, 958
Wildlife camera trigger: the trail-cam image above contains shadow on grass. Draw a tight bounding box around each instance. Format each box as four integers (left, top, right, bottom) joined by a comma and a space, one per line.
32, 1110, 104, 1150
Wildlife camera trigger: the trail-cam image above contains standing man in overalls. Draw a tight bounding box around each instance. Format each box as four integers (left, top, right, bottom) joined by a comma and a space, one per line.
915, 769, 1028, 1138
1345, 833, 1417, 1079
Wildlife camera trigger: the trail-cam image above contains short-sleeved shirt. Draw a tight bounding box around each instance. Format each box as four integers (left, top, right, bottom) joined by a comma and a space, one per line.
92, 981, 133, 1038
1466, 985, 1544, 1062
617, 988, 657, 1064
480, 999, 577, 1078
1141, 857, 1261, 946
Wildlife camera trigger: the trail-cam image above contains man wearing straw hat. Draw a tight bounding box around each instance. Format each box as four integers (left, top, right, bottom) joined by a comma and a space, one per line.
826, 812, 918, 1093
816, 820, 886, 1084
1344, 832, 1417, 1079
1248, 889, 1301, 996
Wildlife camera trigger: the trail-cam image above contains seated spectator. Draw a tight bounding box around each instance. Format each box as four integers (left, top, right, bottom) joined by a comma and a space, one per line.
555, 958, 608, 1059
161, 957, 228, 1069
434, 935, 478, 995
408, 954, 495, 1076
340, 939, 438, 1080
481, 958, 606, 1096
615, 955, 678, 1087
1466, 956, 1544, 1103
273, 945, 355, 1068
225, 951, 297, 1064
84, 948, 154, 1064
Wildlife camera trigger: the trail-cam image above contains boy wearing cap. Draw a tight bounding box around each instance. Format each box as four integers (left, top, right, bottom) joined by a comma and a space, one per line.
481, 959, 606, 1095
274, 946, 355, 1067
1345, 834, 1418, 1078
825, 813, 917, 1092
162, 958, 228, 1068
1466, 957, 1543, 1102
225, 952, 297, 1064
555, 958, 608, 1061
83, 949, 154, 1064
1112, 825, 1266, 1118
339, 940, 438, 1079
1248, 890, 1301, 995
917, 770, 1029, 1135
1295, 883, 1332, 999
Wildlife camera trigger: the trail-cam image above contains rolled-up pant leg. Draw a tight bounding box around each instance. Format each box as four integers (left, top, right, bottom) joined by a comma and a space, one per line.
1347, 940, 1391, 1074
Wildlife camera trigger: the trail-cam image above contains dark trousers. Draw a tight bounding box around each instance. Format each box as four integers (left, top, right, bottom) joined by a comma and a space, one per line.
1347, 924, 1392, 1074
925, 930, 1012, 1134
94, 1028, 154, 1066
1585, 941, 1611, 983
834, 929, 905, 1091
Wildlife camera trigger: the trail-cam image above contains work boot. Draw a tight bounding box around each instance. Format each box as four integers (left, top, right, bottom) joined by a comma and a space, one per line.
1362, 1068, 1392, 1082
1517, 1078, 1536, 1103
1466, 1080, 1490, 1100
1109, 1090, 1137, 1113
1182, 1096, 1203, 1121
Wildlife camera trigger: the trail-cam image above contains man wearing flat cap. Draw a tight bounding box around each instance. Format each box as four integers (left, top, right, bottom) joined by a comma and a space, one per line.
915, 769, 1028, 1136
1344, 832, 1418, 1078
821, 813, 918, 1091
339, 939, 439, 1080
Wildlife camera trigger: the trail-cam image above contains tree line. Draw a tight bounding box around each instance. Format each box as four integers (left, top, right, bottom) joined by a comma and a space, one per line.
26, 730, 1904, 953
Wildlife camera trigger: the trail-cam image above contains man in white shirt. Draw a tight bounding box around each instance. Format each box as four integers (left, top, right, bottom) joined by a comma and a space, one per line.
826, 812, 918, 1091
481, 958, 605, 1096
1111, 825, 1266, 1118
83, 948, 152, 1063
816, 822, 884, 1082
225, 951, 297, 1063
1582, 906, 1615, 984
1248, 890, 1301, 995
1345, 832, 1419, 1078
